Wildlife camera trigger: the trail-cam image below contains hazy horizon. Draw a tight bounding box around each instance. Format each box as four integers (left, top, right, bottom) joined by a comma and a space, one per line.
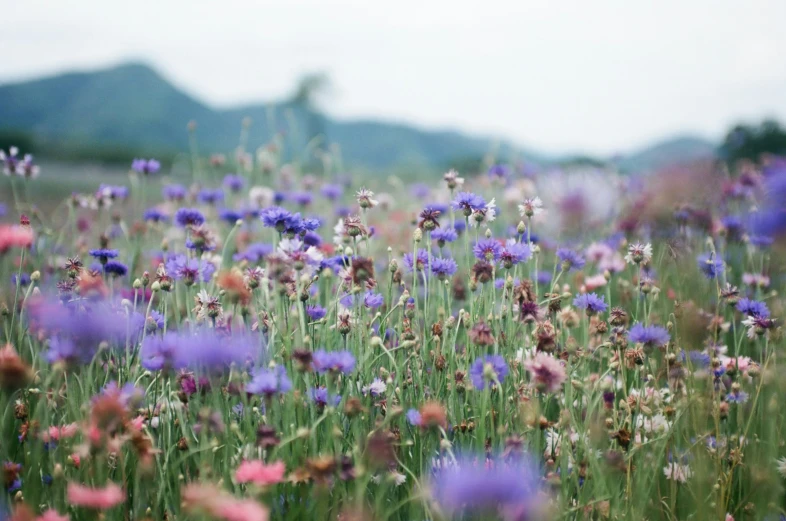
3, 0, 786, 155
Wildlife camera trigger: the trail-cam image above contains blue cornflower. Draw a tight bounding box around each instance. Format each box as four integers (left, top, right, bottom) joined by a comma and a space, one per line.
175, 208, 206, 227
557, 248, 586, 271
696, 253, 724, 279
247, 366, 293, 397
721, 215, 745, 240
163, 184, 187, 201
736, 297, 770, 318
536, 271, 552, 285
406, 409, 422, 426
303, 231, 322, 247
197, 188, 224, 205
500, 241, 532, 267
320, 184, 343, 200
469, 355, 509, 390
749, 235, 774, 248
573, 293, 608, 315
306, 305, 327, 321
431, 227, 458, 245
261, 206, 298, 232
309, 387, 341, 408
103, 260, 128, 277
132, 158, 161, 175
403, 249, 430, 272
301, 217, 322, 231
451, 192, 487, 216
11, 273, 30, 287
143, 208, 169, 222
487, 164, 510, 179
363, 291, 385, 309
683, 350, 710, 368
313, 350, 356, 374
431, 257, 458, 279
628, 323, 670, 349
219, 208, 244, 224
98, 184, 129, 200
726, 390, 749, 404
233, 243, 273, 263
473, 238, 503, 262
291, 191, 313, 206
750, 170, 786, 238
223, 174, 245, 192
165, 254, 215, 285
453, 220, 467, 234
89, 248, 119, 263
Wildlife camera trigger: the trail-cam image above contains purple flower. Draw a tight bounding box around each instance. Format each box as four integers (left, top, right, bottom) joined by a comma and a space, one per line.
469, 355, 509, 390
403, 249, 430, 272
696, 253, 724, 279
143, 208, 169, 222
306, 305, 327, 321
628, 322, 670, 349
726, 390, 749, 404
557, 248, 586, 271
223, 174, 245, 192
291, 191, 313, 206
303, 231, 322, 247
175, 208, 206, 227
432, 456, 542, 517
198, 188, 224, 204
309, 387, 342, 407
98, 184, 129, 200
131, 158, 161, 175
321, 184, 343, 200
750, 170, 786, 237
89, 248, 119, 263
487, 164, 511, 179
103, 260, 128, 277
233, 243, 273, 263
165, 254, 215, 284
219, 208, 244, 224
141, 330, 260, 372
451, 192, 487, 216
163, 184, 187, 201
432, 227, 458, 244
313, 350, 356, 374
573, 293, 608, 314
406, 409, 422, 426
431, 257, 458, 279
261, 206, 300, 233
363, 291, 385, 309
500, 242, 532, 266
736, 298, 770, 318
247, 366, 293, 397
473, 238, 503, 262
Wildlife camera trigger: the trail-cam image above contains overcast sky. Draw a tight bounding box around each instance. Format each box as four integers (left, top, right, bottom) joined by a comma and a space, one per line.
3, 0, 786, 154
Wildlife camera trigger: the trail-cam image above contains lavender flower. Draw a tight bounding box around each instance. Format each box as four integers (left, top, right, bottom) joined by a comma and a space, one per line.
469, 355, 509, 390
432, 227, 458, 245
131, 158, 161, 175
197, 188, 224, 205
557, 248, 586, 271
247, 366, 293, 397
403, 249, 430, 272
628, 323, 670, 350
736, 297, 770, 318
431, 257, 458, 279
223, 174, 245, 192
500, 241, 532, 267
696, 253, 723, 279
165, 254, 216, 284
573, 293, 608, 315
313, 350, 356, 374
163, 184, 187, 201
306, 305, 327, 321
473, 238, 503, 262
143, 208, 169, 222
309, 387, 342, 407
452, 192, 487, 216
321, 184, 343, 200
363, 291, 385, 309
261, 206, 300, 232
406, 409, 422, 426
175, 208, 206, 227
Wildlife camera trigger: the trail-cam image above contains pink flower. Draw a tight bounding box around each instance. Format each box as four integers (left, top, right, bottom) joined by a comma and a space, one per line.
0, 225, 34, 253
213, 498, 270, 521
525, 353, 567, 393
235, 460, 286, 486
129, 415, 145, 430
37, 510, 70, 521
66, 482, 125, 509
44, 423, 79, 442
583, 274, 607, 291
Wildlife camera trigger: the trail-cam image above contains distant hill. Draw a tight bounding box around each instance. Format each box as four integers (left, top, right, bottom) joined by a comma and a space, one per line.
0, 62, 717, 170
612, 136, 717, 173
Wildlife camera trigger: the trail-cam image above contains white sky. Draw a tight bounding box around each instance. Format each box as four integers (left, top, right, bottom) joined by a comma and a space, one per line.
3, 0, 786, 154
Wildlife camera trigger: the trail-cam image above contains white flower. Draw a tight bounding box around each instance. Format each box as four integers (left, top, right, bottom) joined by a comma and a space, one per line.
663, 463, 692, 483
624, 243, 653, 265
636, 413, 669, 434
518, 196, 544, 217
278, 237, 303, 255
469, 198, 497, 227
362, 378, 387, 396
249, 186, 274, 208
356, 188, 378, 209
777, 457, 786, 478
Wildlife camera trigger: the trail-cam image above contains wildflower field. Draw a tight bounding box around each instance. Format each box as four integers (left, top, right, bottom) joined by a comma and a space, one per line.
0, 142, 785, 521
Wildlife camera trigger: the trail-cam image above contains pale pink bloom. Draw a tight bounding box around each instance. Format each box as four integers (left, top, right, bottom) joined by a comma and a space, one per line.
213, 498, 270, 521
725, 514, 734, 521
742, 273, 770, 287
0, 225, 34, 252
70, 454, 81, 468
585, 242, 614, 263
598, 253, 626, 273
67, 482, 125, 509
719, 355, 752, 373
584, 274, 607, 291
525, 353, 567, 393
129, 416, 145, 430
663, 463, 692, 482
36, 510, 70, 521
235, 460, 286, 486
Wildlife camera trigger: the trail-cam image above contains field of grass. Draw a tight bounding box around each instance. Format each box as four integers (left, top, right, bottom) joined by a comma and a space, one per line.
0, 142, 784, 521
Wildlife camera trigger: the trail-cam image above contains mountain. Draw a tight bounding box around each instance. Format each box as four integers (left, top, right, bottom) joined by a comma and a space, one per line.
0, 62, 716, 170
612, 136, 717, 172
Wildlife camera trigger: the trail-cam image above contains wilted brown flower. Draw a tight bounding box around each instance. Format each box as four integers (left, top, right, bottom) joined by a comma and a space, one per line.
0, 344, 32, 392
468, 321, 495, 346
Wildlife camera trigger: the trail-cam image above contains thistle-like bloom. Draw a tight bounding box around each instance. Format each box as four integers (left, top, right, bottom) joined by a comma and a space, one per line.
431, 257, 458, 279
742, 315, 776, 339
443, 169, 465, 189
624, 242, 653, 265
518, 196, 544, 218
557, 248, 586, 272
313, 350, 356, 374
469, 355, 509, 390
356, 188, 378, 209
418, 207, 442, 231
131, 158, 161, 175
696, 253, 724, 279
473, 238, 503, 262
628, 323, 670, 349
525, 353, 567, 393
736, 297, 770, 318
451, 192, 486, 217
573, 293, 608, 315
175, 208, 206, 227
362, 378, 387, 396
247, 366, 293, 397
469, 198, 497, 227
